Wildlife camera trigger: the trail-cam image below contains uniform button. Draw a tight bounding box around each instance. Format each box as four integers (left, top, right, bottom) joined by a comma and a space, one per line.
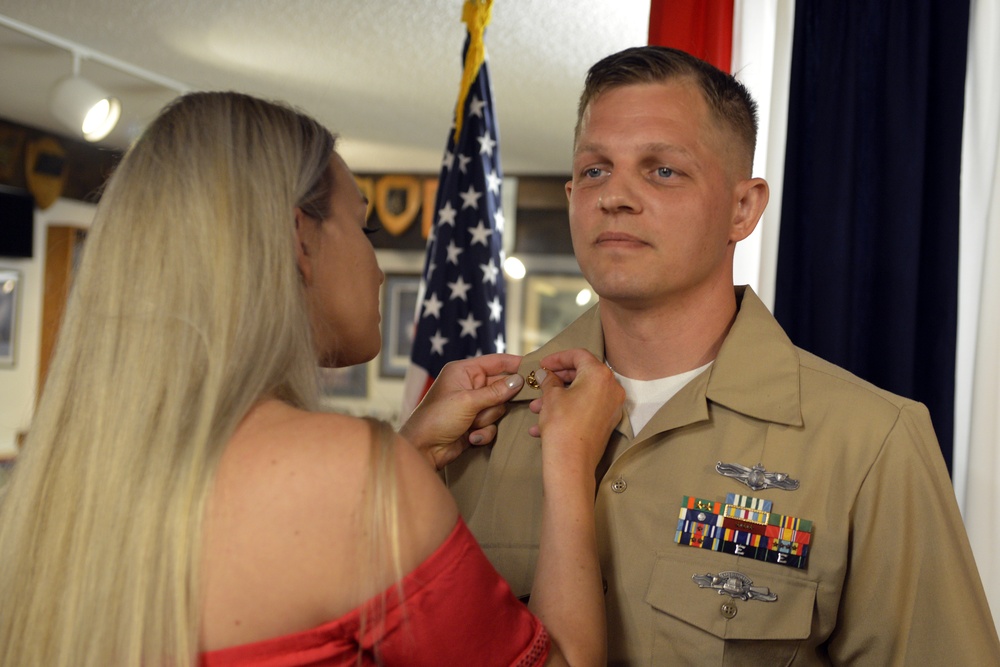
611, 478, 627, 493
721, 601, 738, 619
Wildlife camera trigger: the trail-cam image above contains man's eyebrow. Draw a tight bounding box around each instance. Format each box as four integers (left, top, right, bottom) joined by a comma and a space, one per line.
573, 141, 695, 156
638, 142, 695, 158
572, 141, 605, 157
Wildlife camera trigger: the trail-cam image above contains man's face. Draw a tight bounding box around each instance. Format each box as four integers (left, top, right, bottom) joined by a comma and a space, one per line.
566, 79, 747, 309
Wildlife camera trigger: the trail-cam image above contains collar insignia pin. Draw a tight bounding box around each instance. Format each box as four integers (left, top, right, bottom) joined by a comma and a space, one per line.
526, 369, 541, 389
526, 366, 553, 389
716, 461, 799, 491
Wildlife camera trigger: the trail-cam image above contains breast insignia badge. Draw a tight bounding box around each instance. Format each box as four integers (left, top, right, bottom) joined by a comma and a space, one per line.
716, 461, 800, 491
692, 571, 778, 602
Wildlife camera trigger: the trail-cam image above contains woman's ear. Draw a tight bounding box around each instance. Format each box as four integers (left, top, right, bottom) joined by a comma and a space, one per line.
293, 207, 314, 285
729, 177, 769, 243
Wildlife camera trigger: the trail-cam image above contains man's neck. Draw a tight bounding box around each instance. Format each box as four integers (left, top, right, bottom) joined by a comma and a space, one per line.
600, 284, 738, 380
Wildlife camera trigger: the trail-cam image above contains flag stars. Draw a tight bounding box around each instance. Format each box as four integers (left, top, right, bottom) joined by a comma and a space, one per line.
422, 292, 444, 319
445, 241, 464, 265
447, 276, 473, 301
469, 220, 493, 246
429, 330, 449, 356
408, 51, 505, 387
478, 132, 497, 157
480, 258, 500, 285
458, 312, 482, 338
459, 185, 483, 210
469, 95, 486, 118
438, 200, 458, 226
487, 295, 503, 322
486, 170, 502, 195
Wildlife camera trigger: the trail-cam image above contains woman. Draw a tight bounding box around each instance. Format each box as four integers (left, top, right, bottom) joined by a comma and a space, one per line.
0, 92, 623, 666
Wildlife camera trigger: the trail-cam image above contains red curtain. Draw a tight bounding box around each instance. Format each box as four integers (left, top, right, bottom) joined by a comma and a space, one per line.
647, 0, 734, 73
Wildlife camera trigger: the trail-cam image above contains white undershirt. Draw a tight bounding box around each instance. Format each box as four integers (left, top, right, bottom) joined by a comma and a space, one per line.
611, 361, 714, 435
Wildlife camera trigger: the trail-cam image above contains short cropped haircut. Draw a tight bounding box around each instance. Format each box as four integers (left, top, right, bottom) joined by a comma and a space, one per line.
575, 46, 759, 177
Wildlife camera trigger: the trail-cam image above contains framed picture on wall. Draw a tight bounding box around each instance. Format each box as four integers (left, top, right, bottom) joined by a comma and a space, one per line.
0, 269, 20, 367
318, 364, 369, 399
380, 273, 421, 378
522, 273, 596, 353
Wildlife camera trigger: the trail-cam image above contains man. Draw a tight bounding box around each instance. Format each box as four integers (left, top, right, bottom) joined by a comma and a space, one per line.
444, 47, 1000, 665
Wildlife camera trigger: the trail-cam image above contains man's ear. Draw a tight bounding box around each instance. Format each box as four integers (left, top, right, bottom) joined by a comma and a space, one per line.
293, 207, 314, 285
565, 178, 573, 202
730, 177, 769, 243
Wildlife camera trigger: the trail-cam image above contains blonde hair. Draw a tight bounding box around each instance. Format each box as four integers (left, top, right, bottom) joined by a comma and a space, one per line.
359, 418, 405, 664
0, 92, 338, 666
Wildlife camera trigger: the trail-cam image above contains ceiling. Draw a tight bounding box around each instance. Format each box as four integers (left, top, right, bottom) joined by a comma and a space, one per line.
0, 1, 651, 176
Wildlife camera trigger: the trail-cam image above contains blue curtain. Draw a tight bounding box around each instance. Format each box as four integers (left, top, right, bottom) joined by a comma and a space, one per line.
774, 0, 970, 472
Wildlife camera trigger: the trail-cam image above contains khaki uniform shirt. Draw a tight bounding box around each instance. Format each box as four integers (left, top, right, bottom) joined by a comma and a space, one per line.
446, 286, 1000, 665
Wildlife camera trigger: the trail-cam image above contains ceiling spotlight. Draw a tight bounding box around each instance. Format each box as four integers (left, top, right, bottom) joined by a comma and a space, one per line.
49, 54, 121, 142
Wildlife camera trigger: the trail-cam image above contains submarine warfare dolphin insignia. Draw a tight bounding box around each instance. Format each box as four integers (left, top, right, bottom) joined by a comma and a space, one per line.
716, 461, 800, 492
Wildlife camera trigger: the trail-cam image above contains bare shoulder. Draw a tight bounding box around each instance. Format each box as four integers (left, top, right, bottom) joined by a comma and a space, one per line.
223, 402, 456, 534
201, 399, 457, 651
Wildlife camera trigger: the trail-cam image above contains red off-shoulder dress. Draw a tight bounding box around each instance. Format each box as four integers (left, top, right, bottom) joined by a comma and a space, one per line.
201, 519, 549, 667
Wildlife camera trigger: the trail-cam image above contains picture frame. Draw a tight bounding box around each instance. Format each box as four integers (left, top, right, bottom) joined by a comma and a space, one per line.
380, 273, 421, 378
0, 269, 20, 367
318, 364, 369, 399
522, 273, 596, 353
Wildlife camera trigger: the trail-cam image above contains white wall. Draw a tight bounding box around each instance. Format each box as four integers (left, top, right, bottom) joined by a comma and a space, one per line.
0, 198, 96, 457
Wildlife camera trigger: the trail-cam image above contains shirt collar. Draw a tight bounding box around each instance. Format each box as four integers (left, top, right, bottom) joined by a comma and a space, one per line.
511, 286, 803, 428
707, 286, 803, 427
512, 303, 604, 402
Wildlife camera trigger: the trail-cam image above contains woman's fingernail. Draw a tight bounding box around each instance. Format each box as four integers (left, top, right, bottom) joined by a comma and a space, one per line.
470, 434, 484, 444
533, 369, 548, 385
506, 374, 524, 389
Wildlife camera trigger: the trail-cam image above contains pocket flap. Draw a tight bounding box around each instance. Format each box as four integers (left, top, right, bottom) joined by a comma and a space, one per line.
645, 548, 817, 640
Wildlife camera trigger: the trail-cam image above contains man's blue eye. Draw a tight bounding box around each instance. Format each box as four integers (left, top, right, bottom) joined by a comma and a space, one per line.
585, 168, 603, 178
657, 167, 674, 178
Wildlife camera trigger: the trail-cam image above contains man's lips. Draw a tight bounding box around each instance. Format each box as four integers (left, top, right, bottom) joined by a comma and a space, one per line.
595, 231, 647, 246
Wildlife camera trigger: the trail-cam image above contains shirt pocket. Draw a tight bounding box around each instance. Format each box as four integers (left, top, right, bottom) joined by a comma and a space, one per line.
644, 547, 818, 666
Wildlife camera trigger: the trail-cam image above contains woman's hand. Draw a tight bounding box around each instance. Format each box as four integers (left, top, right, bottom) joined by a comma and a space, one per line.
398, 354, 523, 470
528, 348, 625, 477
526, 348, 622, 667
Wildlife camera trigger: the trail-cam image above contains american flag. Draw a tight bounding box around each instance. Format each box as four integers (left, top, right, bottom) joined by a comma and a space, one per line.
401, 0, 506, 416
